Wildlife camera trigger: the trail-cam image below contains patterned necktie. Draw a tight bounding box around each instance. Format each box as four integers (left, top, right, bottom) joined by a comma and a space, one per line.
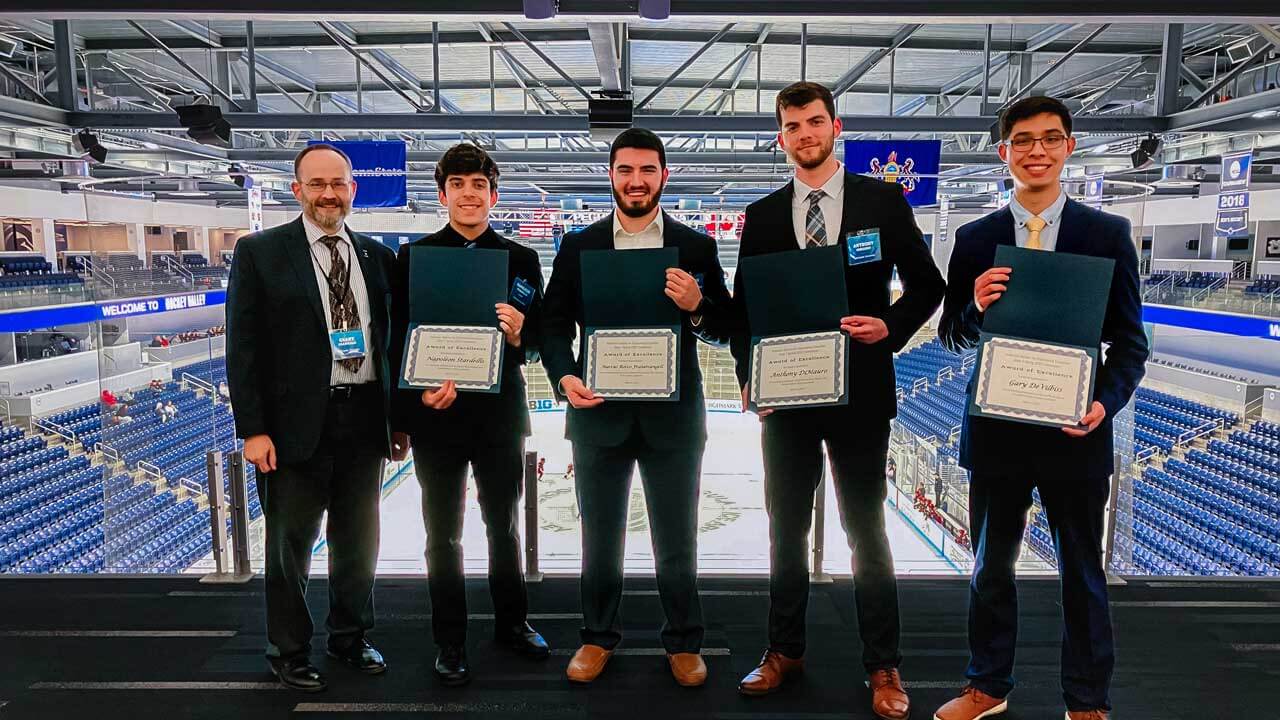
1025, 215, 1047, 251
805, 189, 828, 248
318, 235, 364, 374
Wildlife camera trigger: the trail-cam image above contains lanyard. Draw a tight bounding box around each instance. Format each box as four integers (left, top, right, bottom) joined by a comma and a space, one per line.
308, 238, 353, 299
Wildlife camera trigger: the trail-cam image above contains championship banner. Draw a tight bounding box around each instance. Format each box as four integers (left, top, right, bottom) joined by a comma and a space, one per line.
1216, 150, 1252, 238
310, 140, 407, 208
1084, 173, 1105, 209
844, 139, 941, 207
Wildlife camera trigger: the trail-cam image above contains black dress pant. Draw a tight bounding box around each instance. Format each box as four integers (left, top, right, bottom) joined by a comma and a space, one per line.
412, 437, 528, 647
573, 424, 705, 654
966, 471, 1114, 712
762, 415, 901, 671
260, 385, 385, 660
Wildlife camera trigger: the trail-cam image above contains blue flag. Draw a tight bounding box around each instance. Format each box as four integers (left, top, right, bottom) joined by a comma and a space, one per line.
309, 140, 407, 208
843, 139, 941, 207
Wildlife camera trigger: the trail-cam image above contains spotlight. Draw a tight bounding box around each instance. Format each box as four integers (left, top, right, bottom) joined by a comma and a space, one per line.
638, 0, 671, 19
1130, 134, 1162, 170
522, 0, 556, 19
173, 102, 232, 148
229, 164, 253, 189
73, 129, 108, 164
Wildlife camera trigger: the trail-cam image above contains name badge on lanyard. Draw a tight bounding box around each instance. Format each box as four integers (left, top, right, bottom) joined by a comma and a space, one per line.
510, 276, 536, 311
846, 228, 882, 266
330, 329, 367, 360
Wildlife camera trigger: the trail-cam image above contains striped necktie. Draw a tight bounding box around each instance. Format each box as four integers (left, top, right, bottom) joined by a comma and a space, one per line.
805, 189, 827, 248
1025, 215, 1047, 251
318, 235, 364, 374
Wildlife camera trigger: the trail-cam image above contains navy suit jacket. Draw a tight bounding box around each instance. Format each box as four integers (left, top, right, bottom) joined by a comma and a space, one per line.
225, 217, 396, 465
540, 212, 733, 449
938, 198, 1149, 478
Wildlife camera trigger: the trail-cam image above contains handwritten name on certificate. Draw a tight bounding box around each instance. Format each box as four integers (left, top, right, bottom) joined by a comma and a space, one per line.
975, 337, 1092, 425
752, 331, 847, 408
585, 328, 677, 398
403, 325, 502, 391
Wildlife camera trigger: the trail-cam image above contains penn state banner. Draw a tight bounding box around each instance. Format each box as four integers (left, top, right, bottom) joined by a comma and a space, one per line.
843, 139, 941, 207
308, 139, 407, 208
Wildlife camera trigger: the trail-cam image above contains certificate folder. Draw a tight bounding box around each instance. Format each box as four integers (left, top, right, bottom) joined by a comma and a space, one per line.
408, 246, 508, 325
969, 246, 1114, 427
740, 245, 850, 410
400, 246, 508, 393
580, 247, 681, 402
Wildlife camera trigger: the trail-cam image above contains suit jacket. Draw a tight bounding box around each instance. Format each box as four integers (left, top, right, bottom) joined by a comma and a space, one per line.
938, 198, 1149, 478
541, 212, 734, 448
225, 216, 396, 465
729, 172, 946, 433
387, 224, 544, 445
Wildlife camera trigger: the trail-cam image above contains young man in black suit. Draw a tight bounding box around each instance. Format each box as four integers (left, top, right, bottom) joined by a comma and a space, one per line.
934, 96, 1148, 720
387, 143, 548, 686
541, 128, 734, 688
729, 82, 946, 720
226, 144, 404, 691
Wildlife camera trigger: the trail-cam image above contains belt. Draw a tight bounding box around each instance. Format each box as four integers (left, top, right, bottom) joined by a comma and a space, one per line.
328, 383, 378, 400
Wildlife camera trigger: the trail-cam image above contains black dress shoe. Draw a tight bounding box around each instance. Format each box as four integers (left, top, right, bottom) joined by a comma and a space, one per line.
434, 645, 470, 686
495, 622, 550, 659
269, 656, 327, 692
327, 638, 387, 675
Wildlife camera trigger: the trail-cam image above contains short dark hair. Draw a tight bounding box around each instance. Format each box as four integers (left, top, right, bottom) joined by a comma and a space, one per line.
999, 96, 1073, 140
609, 128, 666, 169
775, 81, 836, 127
293, 143, 352, 180
434, 143, 500, 193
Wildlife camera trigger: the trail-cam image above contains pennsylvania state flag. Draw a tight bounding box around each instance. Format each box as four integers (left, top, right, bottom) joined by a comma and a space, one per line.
843, 139, 941, 207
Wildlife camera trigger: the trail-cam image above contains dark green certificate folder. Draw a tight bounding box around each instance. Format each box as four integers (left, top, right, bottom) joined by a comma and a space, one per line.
400, 245, 508, 393
580, 247, 681, 401
740, 245, 850, 410
969, 245, 1114, 427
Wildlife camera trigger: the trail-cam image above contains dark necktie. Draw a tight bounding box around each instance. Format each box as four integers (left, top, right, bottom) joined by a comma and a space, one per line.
805, 189, 827, 248
318, 235, 364, 374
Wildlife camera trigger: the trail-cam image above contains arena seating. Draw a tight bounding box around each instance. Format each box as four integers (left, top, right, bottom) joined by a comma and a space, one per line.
1244, 276, 1278, 296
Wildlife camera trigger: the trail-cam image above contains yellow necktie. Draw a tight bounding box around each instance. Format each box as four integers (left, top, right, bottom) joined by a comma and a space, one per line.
1025, 215, 1047, 250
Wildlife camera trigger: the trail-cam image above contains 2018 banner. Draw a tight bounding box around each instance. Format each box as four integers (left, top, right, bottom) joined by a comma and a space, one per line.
844, 139, 941, 207
309, 140, 407, 208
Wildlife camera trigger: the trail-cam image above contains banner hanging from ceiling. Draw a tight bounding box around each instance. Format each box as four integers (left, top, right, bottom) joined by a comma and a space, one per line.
844, 139, 941, 207
309, 140, 407, 208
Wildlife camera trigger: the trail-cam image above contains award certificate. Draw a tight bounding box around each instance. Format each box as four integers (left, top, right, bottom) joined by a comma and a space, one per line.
973, 336, 1093, 426
584, 328, 678, 399
750, 331, 848, 409
401, 324, 502, 392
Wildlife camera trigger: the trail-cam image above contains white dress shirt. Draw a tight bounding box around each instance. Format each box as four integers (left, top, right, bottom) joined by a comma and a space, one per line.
612, 210, 664, 250
791, 161, 846, 249
1009, 190, 1067, 252
300, 213, 377, 385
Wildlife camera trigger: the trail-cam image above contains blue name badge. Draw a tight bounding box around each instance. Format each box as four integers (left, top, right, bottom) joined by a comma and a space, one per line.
329, 329, 367, 360
510, 276, 536, 311
693, 272, 705, 290
846, 229, 882, 266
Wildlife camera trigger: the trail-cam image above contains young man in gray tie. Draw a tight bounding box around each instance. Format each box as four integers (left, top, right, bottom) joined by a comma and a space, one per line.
227, 144, 406, 691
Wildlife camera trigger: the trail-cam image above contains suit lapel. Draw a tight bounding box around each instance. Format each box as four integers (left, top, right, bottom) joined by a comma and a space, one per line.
993, 206, 1017, 249
776, 181, 799, 251
1055, 198, 1090, 255
837, 172, 860, 241
283, 217, 327, 331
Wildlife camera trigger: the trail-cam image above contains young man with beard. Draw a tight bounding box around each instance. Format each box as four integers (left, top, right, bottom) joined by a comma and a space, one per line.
541, 128, 733, 688
729, 82, 946, 719
933, 96, 1147, 720
226, 144, 404, 691
387, 143, 549, 686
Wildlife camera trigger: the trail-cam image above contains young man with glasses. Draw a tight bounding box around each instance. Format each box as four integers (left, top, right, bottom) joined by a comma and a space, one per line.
227, 143, 404, 692
934, 96, 1148, 720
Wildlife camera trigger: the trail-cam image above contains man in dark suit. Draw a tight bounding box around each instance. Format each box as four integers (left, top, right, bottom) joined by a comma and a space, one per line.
226, 144, 404, 692
729, 82, 945, 720
934, 96, 1147, 720
387, 143, 549, 686
541, 128, 733, 688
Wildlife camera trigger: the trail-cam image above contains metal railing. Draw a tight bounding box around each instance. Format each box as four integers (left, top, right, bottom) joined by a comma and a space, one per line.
160, 255, 195, 285
1142, 272, 1176, 302
33, 417, 77, 444
1231, 259, 1251, 280
82, 256, 118, 294
1189, 276, 1228, 306
1176, 418, 1223, 447
523, 450, 542, 582
137, 460, 164, 484
1251, 286, 1280, 317
180, 372, 215, 395
202, 450, 253, 583
98, 442, 120, 464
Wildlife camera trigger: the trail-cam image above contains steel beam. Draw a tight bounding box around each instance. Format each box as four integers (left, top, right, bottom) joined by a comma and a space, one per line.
160, 19, 220, 49
52, 20, 78, 111
586, 22, 622, 92
1006, 24, 1112, 105
831, 24, 922, 96
0, 64, 54, 107
316, 21, 426, 112
1179, 64, 1209, 93
1167, 86, 1280, 131
1155, 24, 1184, 115
1079, 58, 1152, 113
1253, 24, 1280, 52
245, 21, 257, 107
1185, 38, 1271, 110
503, 22, 592, 101
125, 21, 242, 110
636, 23, 736, 110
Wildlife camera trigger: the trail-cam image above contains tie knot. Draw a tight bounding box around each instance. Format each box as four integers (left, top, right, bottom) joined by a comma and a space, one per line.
318, 235, 343, 250
807, 189, 825, 204
1025, 216, 1047, 233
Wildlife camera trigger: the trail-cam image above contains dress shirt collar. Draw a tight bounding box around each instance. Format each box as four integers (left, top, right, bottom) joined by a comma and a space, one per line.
1009, 189, 1067, 229
793, 161, 846, 202
612, 209, 664, 240
300, 212, 352, 248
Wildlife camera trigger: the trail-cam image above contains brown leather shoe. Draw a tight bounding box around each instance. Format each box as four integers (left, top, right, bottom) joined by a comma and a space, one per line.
565, 644, 613, 684
870, 668, 910, 720
667, 653, 707, 687
934, 685, 1009, 720
1066, 711, 1109, 720
737, 650, 804, 696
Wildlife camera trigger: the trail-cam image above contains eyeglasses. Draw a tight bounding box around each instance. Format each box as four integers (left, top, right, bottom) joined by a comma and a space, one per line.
1005, 134, 1068, 151
301, 179, 351, 193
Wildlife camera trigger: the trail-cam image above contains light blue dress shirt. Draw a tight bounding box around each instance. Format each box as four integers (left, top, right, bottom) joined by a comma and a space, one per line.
1008, 191, 1067, 252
